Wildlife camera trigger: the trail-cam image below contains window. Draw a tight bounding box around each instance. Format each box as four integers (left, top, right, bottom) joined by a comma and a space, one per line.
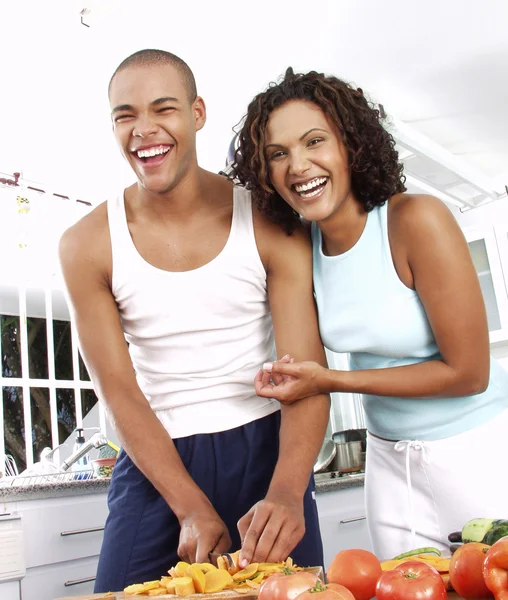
0, 288, 106, 473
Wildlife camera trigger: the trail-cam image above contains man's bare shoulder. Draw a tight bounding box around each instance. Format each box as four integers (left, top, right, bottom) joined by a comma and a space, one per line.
201, 171, 234, 206
251, 201, 311, 273
61, 200, 108, 243
59, 200, 111, 272
252, 202, 310, 246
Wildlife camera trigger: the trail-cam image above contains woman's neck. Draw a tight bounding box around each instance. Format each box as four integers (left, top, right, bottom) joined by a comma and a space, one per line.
319, 196, 368, 256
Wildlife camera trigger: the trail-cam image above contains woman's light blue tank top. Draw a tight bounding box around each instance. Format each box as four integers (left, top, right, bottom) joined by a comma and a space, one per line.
312, 201, 508, 441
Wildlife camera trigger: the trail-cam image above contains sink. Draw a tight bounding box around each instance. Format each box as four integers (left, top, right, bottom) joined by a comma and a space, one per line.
0, 470, 95, 488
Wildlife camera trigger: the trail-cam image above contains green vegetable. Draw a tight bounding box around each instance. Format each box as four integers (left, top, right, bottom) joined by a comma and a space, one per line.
483, 520, 508, 545
462, 518, 496, 543
461, 518, 507, 544
392, 547, 442, 560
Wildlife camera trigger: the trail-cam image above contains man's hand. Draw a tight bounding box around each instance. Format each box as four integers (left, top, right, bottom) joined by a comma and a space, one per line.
178, 508, 232, 564
255, 359, 327, 404
237, 492, 305, 567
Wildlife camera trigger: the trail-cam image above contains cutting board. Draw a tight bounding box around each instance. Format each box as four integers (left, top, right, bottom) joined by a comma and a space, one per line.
57, 593, 258, 600
58, 590, 258, 600
56, 567, 325, 600
56, 567, 472, 600
57, 593, 468, 600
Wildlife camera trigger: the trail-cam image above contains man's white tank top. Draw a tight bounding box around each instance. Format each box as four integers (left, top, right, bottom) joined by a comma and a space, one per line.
107, 185, 279, 439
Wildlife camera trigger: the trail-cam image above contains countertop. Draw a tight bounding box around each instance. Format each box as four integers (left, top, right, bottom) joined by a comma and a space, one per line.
0, 475, 111, 502
0, 471, 364, 503
314, 472, 365, 493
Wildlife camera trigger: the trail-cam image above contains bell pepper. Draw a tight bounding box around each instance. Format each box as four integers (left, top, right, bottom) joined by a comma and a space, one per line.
483, 535, 508, 600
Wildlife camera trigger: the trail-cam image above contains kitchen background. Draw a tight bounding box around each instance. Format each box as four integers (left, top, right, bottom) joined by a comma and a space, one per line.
0, 1, 507, 598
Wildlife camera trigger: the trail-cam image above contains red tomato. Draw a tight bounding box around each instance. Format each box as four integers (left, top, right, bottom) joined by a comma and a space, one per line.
295, 581, 356, 600
327, 549, 382, 600
483, 536, 508, 599
449, 542, 492, 599
326, 582, 356, 599
258, 571, 319, 600
376, 560, 447, 600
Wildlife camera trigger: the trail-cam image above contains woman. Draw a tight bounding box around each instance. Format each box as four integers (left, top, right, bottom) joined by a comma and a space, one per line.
233, 67, 508, 559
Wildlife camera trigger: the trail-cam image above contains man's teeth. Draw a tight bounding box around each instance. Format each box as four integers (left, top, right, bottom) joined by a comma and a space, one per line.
136, 146, 170, 158
294, 177, 327, 193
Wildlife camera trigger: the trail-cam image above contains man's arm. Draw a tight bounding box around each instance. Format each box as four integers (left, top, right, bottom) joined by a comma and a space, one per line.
238, 215, 330, 566
59, 208, 231, 563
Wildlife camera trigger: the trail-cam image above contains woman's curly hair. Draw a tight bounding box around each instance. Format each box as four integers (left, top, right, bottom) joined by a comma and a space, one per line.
233, 68, 406, 234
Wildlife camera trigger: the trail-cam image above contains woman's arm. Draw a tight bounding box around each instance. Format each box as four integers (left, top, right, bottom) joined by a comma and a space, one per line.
257, 195, 490, 402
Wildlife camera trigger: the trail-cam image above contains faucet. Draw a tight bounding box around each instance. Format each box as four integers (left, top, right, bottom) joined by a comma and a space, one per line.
60, 431, 108, 472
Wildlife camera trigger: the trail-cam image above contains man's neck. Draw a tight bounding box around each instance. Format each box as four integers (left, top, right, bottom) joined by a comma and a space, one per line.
130, 168, 209, 222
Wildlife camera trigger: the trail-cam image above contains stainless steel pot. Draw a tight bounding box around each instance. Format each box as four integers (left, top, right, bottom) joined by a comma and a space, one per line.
333, 428, 367, 451
330, 440, 363, 472
313, 438, 336, 473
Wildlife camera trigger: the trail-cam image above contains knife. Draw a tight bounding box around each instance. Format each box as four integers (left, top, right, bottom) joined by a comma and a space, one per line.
208, 552, 235, 568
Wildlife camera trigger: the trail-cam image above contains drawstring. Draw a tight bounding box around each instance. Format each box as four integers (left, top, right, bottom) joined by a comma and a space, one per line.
394, 440, 430, 547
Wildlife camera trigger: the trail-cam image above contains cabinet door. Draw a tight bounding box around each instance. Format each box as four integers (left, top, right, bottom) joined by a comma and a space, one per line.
21, 555, 99, 600
21, 494, 108, 568
0, 580, 21, 600
316, 486, 373, 570
495, 224, 508, 299
464, 227, 508, 343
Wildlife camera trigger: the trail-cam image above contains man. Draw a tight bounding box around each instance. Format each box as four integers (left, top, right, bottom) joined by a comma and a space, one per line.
59, 49, 330, 593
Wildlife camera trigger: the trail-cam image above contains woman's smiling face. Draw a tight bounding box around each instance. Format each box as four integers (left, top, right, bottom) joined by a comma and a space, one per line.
265, 100, 354, 223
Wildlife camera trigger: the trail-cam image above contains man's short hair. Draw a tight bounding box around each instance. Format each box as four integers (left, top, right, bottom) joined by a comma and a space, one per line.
109, 49, 197, 102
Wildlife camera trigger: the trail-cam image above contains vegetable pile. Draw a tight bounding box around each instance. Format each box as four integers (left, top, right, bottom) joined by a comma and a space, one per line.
124, 554, 315, 596
122, 518, 508, 598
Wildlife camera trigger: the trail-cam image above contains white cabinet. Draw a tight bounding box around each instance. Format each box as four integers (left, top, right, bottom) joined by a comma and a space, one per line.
21, 555, 99, 600
464, 225, 508, 344
495, 224, 508, 299
21, 495, 107, 568
316, 485, 372, 571
0, 513, 24, 600
4, 493, 108, 600
0, 580, 21, 600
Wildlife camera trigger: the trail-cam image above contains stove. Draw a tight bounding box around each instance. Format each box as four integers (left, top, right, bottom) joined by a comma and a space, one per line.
314, 469, 365, 482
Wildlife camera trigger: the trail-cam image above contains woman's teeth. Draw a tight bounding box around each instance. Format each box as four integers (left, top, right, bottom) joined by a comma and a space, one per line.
294, 177, 328, 198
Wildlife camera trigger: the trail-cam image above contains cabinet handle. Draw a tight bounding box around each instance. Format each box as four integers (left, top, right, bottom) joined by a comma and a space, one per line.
64, 576, 96, 587
60, 526, 105, 537
340, 516, 366, 524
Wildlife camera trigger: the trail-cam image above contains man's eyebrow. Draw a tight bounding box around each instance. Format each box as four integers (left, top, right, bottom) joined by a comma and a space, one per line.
151, 96, 179, 106
265, 128, 328, 149
112, 104, 134, 114
111, 97, 180, 114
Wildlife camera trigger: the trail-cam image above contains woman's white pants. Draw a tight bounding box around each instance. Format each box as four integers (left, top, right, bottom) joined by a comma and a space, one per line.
365, 410, 508, 559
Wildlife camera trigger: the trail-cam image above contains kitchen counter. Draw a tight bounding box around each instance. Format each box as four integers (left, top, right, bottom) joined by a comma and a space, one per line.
0, 471, 364, 503
0, 476, 110, 502
315, 472, 365, 493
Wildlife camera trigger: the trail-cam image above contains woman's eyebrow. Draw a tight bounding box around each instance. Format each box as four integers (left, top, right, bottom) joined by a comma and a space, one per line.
265, 128, 328, 149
